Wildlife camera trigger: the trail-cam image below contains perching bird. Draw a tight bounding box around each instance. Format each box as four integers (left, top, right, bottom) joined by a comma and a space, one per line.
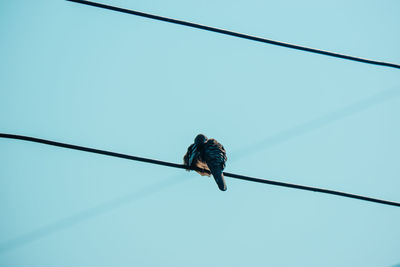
183, 134, 227, 191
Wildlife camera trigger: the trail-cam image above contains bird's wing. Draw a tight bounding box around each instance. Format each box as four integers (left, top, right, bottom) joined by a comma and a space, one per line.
184, 143, 210, 176
204, 139, 227, 191
204, 139, 227, 170
183, 143, 196, 166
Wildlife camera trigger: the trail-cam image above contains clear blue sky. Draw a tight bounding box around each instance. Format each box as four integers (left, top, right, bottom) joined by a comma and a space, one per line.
1, 0, 400, 266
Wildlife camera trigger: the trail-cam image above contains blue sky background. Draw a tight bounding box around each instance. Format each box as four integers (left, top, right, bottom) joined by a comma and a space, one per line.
1, 0, 400, 266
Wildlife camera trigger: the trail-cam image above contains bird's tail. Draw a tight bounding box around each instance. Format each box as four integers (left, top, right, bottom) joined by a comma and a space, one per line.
210, 168, 227, 191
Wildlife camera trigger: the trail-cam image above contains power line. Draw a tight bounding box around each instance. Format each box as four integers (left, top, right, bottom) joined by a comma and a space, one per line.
65, 0, 400, 70
230, 86, 400, 160
0, 176, 189, 253
1, 133, 399, 207
2, 87, 396, 252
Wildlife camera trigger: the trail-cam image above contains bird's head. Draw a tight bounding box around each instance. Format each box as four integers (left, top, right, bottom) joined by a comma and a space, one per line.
194, 134, 207, 145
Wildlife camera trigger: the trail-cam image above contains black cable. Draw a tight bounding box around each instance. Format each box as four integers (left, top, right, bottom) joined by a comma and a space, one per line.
0, 133, 204, 171
224, 172, 400, 207
1, 133, 399, 207
65, 0, 400, 70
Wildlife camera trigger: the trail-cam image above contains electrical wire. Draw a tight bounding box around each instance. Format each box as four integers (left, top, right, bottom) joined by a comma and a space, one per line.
0, 176, 189, 253
65, 0, 400, 70
1, 133, 399, 207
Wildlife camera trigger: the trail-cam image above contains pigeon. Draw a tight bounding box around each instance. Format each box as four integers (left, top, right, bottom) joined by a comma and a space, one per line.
183, 134, 227, 191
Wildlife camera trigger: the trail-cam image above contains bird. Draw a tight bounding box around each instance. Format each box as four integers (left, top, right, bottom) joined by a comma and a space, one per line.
183, 134, 227, 191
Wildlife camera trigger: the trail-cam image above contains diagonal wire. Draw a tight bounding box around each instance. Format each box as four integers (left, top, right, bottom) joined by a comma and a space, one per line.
1, 133, 399, 207
0, 87, 398, 252
230, 86, 400, 160
65, 0, 400, 70
2, 1, 398, 253
0, 176, 190, 254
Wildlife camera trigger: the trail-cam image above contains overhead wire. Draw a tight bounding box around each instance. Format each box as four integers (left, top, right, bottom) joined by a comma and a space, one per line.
1, 133, 399, 207
0, 175, 189, 253
1, 87, 398, 252
2, 87, 397, 252
65, 0, 400, 70
230, 86, 400, 160
2, 0, 399, 254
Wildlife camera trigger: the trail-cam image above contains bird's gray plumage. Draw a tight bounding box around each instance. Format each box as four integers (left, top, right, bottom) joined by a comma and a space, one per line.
183, 134, 227, 191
